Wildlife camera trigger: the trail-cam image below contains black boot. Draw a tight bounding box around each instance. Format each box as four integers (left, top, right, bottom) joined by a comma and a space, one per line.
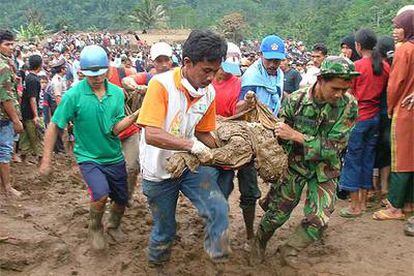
242, 205, 256, 241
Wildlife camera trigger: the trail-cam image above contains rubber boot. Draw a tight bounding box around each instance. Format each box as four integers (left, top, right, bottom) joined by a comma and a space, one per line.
249, 226, 273, 266
242, 205, 256, 251
127, 169, 138, 207
107, 205, 126, 242
278, 225, 314, 268
89, 206, 106, 250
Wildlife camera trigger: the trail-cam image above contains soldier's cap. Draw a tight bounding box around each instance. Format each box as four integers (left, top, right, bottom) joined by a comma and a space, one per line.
50, 59, 66, 68
317, 56, 360, 80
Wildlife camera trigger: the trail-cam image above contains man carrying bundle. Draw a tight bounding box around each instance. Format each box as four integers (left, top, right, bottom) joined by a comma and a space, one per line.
250, 56, 359, 268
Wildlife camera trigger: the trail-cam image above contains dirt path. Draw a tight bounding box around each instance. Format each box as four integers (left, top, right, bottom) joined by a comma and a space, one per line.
1, 156, 413, 276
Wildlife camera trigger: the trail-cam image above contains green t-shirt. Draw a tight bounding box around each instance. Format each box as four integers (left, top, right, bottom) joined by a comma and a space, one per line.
52, 79, 125, 164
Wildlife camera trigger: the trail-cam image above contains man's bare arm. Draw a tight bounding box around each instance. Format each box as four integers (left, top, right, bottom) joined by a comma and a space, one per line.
145, 126, 193, 151
195, 131, 217, 148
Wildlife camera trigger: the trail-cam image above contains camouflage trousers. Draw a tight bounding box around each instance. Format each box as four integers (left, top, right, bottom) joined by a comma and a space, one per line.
258, 169, 337, 242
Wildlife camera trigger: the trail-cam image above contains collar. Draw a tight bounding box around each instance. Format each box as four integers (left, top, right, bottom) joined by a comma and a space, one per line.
0, 52, 10, 61
83, 79, 111, 96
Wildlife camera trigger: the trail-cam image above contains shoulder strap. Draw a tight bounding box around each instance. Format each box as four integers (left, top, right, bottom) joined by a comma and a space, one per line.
293, 90, 307, 117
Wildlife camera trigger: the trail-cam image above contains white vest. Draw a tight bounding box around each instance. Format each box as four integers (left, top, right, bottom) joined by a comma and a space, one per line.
139, 70, 215, 182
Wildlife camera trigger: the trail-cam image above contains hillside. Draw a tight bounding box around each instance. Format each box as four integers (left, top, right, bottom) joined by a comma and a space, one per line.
0, 0, 411, 50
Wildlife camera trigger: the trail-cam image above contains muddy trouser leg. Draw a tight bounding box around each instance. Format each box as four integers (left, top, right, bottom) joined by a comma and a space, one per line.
180, 166, 230, 260
54, 128, 65, 153
121, 133, 140, 204
142, 178, 180, 264
20, 120, 42, 157
279, 178, 337, 267
256, 171, 305, 249
237, 162, 261, 240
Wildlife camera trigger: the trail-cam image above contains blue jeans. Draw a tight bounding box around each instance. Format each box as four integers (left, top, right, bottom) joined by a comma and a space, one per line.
340, 114, 380, 192
0, 120, 14, 163
142, 166, 229, 263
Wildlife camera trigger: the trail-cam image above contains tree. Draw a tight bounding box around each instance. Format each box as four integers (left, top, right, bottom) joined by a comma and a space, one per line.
14, 9, 50, 42
129, 0, 168, 30
218, 12, 246, 43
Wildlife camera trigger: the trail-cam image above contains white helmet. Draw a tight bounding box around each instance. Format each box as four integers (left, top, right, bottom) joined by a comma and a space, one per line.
150, 42, 173, 61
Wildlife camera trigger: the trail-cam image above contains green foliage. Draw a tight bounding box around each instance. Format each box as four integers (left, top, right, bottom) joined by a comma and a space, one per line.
14, 23, 50, 42
0, 0, 411, 52
13, 9, 50, 42
129, 0, 168, 30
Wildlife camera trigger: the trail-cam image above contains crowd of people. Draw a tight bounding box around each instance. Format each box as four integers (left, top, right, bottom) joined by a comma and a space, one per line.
0, 4, 413, 270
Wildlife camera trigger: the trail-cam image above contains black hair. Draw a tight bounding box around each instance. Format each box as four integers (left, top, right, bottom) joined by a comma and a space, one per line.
312, 43, 328, 56
0, 29, 14, 44
341, 35, 360, 61
355, 29, 377, 50
182, 30, 227, 64
355, 28, 383, 75
28, 55, 42, 70
39, 75, 48, 81
375, 36, 395, 65
51, 65, 66, 76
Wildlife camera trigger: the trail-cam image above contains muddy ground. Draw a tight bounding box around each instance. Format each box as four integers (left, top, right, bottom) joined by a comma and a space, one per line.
1, 155, 413, 276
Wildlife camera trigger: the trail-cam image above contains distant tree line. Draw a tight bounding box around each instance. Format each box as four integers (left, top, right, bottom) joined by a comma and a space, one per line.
0, 0, 411, 51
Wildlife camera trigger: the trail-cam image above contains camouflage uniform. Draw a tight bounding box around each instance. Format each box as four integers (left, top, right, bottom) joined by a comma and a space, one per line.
252, 56, 359, 266
0, 53, 20, 121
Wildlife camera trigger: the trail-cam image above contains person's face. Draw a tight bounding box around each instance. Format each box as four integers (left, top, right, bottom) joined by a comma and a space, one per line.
319, 77, 352, 104
183, 57, 221, 88
279, 59, 290, 71
86, 72, 107, 90
153, 55, 172, 74
341, 45, 353, 59
215, 68, 233, 81
0, 40, 14, 57
60, 66, 67, 75
311, 50, 325, 68
393, 26, 405, 43
261, 56, 281, 76
40, 79, 48, 90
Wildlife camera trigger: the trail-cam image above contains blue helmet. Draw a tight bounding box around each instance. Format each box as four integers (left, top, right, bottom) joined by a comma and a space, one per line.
80, 45, 109, 76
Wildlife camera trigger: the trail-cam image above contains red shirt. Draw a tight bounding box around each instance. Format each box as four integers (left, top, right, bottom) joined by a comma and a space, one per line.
107, 66, 141, 140
212, 75, 241, 117
351, 57, 390, 121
